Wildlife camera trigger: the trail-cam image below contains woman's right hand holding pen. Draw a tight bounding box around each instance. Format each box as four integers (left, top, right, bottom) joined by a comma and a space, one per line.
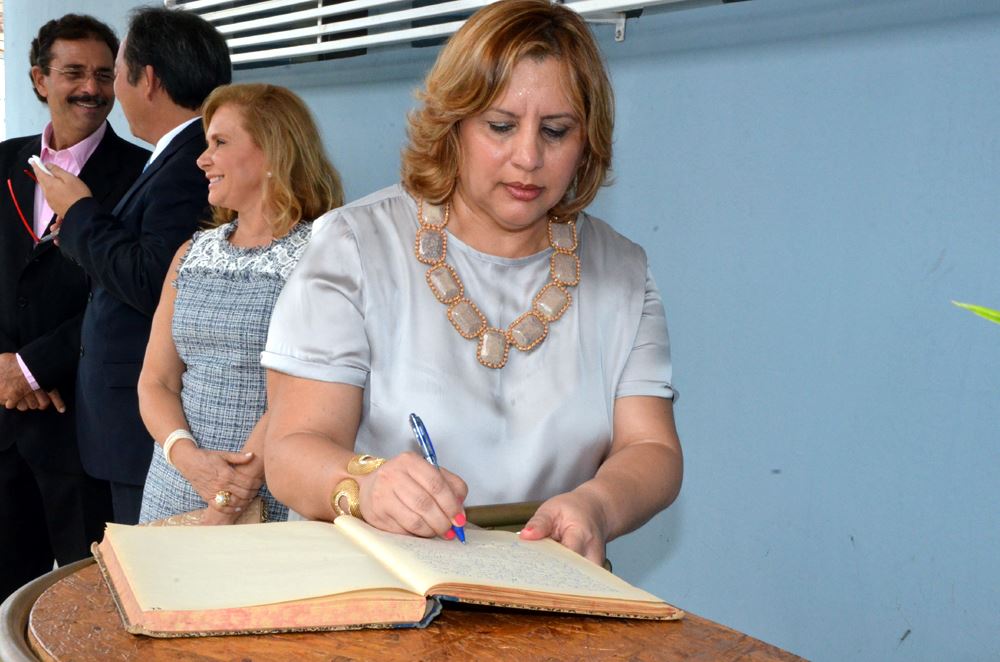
357, 451, 468, 540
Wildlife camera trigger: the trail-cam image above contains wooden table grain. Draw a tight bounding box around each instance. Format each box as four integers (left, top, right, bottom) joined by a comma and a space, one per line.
18, 561, 804, 661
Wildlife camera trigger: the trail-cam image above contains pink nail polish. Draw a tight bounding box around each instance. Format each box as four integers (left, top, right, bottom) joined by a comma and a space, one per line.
454, 513, 467, 527
445, 529, 456, 540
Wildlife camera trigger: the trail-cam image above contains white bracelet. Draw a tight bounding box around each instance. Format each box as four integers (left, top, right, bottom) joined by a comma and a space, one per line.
163, 429, 197, 468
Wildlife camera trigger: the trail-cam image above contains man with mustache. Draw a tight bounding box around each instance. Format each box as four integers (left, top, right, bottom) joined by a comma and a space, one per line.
0, 14, 149, 601
33, 8, 232, 526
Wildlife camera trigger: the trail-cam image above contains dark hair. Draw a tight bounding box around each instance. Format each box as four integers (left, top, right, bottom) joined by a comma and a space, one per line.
124, 7, 232, 110
29, 14, 119, 103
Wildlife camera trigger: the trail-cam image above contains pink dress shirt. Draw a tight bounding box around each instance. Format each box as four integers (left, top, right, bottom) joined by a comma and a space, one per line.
32, 122, 106, 238
17, 122, 108, 390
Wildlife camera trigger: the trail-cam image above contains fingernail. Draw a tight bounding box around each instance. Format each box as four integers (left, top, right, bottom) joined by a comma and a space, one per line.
445, 529, 456, 540
521, 525, 533, 533
453, 513, 467, 527
245, 452, 253, 457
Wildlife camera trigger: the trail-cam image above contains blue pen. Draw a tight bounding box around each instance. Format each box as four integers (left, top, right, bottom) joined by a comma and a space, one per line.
409, 413, 466, 544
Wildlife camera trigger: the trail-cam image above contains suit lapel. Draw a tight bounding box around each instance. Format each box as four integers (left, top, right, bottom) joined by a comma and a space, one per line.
9, 139, 41, 254
111, 120, 204, 216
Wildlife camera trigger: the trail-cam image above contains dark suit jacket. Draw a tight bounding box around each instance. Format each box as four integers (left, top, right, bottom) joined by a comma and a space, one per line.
0, 124, 149, 473
59, 120, 210, 485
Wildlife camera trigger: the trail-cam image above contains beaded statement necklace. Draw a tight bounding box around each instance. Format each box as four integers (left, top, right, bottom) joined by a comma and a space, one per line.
414, 199, 581, 369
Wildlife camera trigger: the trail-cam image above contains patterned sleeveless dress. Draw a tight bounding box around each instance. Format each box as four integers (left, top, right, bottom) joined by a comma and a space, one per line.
138, 220, 312, 522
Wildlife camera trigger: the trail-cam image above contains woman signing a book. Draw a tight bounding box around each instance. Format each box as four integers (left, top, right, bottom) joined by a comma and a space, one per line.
137, 84, 343, 524
261, 0, 682, 565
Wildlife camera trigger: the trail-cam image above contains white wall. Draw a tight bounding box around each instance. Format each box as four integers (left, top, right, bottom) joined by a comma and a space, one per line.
1, 56, 6, 140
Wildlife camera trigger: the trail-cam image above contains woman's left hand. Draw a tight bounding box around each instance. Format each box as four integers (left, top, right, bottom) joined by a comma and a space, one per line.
518, 489, 608, 565
172, 442, 263, 514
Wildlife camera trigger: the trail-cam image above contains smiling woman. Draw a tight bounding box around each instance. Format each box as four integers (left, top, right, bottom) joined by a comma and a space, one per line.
261, 0, 682, 567
197, 105, 268, 228
136, 84, 344, 525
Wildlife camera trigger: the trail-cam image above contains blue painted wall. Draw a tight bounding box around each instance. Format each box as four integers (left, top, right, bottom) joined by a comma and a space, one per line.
7, 1, 999, 658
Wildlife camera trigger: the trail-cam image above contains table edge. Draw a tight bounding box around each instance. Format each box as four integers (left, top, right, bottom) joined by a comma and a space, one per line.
0, 559, 95, 662
15, 559, 807, 662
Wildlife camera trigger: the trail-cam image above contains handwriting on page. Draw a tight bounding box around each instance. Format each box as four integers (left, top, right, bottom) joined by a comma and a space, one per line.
382, 532, 628, 595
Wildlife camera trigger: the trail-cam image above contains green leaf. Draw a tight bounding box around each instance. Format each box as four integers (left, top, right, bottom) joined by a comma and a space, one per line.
952, 301, 1000, 325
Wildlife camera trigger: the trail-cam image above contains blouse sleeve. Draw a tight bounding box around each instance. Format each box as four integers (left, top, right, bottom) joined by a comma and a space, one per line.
615, 266, 677, 401
261, 211, 370, 387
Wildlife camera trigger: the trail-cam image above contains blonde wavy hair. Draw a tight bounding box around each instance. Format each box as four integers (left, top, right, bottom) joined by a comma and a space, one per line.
202, 84, 344, 235
401, 0, 614, 219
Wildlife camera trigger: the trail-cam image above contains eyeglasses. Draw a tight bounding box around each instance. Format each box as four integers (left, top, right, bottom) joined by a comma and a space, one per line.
47, 65, 115, 85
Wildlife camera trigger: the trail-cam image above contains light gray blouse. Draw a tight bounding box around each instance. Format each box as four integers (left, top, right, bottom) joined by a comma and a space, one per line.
262, 184, 674, 506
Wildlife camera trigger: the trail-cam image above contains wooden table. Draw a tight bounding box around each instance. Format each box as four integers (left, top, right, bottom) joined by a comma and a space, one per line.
2, 560, 804, 661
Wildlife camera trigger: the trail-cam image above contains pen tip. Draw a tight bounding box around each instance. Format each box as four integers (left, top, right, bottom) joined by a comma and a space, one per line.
455, 528, 466, 544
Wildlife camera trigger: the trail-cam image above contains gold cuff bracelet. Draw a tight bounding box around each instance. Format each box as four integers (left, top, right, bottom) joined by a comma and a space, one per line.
348, 454, 386, 475
331, 478, 362, 518
331, 454, 387, 519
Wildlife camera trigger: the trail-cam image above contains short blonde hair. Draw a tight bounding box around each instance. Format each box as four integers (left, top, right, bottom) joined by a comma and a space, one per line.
401, 0, 614, 219
202, 84, 344, 235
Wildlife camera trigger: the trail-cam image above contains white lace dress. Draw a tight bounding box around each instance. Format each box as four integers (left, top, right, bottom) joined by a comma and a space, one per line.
138, 220, 311, 522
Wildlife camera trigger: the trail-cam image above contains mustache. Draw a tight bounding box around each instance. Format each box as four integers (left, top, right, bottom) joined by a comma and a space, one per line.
67, 94, 110, 107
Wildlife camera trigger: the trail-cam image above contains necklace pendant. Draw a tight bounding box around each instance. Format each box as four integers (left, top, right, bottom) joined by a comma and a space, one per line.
509, 312, 548, 351
477, 328, 510, 369
549, 220, 578, 251
415, 198, 579, 370
420, 199, 449, 228
534, 283, 571, 322
426, 264, 463, 303
448, 298, 487, 338
551, 251, 580, 286
415, 227, 447, 265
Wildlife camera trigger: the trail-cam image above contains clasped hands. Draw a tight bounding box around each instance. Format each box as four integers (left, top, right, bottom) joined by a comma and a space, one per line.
356, 452, 609, 565
0, 352, 66, 412
169, 440, 264, 526
7, 388, 65, 412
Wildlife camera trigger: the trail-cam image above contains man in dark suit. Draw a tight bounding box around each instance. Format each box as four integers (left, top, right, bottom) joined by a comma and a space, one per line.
33, 8, 232, 525
0, 15, 149, 601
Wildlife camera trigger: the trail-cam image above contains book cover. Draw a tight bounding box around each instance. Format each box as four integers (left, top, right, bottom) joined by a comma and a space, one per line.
93, 518, 683, 637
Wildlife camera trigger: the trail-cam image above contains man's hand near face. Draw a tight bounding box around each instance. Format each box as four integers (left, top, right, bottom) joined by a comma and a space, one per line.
30, 162, 93, 219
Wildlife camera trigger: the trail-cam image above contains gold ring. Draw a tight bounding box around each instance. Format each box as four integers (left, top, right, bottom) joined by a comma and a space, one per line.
214, 490, 232, 507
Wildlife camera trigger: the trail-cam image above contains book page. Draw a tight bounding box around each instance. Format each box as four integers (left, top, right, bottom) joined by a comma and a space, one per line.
105, 521, 414, 611
335, 517, 664, 603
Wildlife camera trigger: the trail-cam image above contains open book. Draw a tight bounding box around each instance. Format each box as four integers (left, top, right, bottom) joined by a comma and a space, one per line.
93, 517, 683, 637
